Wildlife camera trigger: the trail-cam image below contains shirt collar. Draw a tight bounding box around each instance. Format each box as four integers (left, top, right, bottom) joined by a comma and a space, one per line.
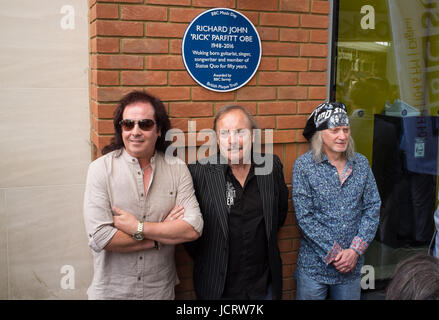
121, 148, 157, 168
316, 152, 356, 166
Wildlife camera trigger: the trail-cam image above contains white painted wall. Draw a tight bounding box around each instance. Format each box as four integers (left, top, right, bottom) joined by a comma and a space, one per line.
0, 0, 92, 299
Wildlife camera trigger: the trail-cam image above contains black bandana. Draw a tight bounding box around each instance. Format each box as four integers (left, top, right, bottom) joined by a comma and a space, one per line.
302, 102, 350, 141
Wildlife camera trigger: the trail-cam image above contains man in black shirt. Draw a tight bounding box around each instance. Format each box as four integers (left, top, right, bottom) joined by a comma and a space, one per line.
185, 105, 289, 299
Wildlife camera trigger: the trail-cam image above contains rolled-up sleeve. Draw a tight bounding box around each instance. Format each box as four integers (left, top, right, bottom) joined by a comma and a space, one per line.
83, 160, 117, 253
176, 163, 204, 236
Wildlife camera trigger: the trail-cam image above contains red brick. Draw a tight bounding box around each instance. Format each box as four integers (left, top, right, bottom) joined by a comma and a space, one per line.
90, 3, 119, 21
260, 13, 299, 27
299, 71, 327, 85
280, 0, 310, 12
300, 43, 328, 57
278, 86, 308, 100
97, 0, 142, 2
257, 27, 279, 41
298, 142, 310, 156
146, 0, 190, 5
280, 29, 309, 42
262, 43, 299, 57
301, 14, 329, 28
147, 87, 191, 101
310, 29, 329, 43
92, 102, 117, 118
122, 39, 168, 53
121, 5, 167, 21
282, 263, 294, 277
298, 100, 323, 113
259, 57, 278, 71
242, 12, 259, 26
192, 0, 236, 7
92, 55, 143, 70
279, 239, 293, 252
146, 22, 187, 38
312, 0, 330, 14
192, 87, 235, 101
90, 38, 119, 53
279, 225, 301, 239
96, 119, 114, 134
97, 87, 141, 102
171, 117, 214, 132
279, 58, 308, 71
277, 115, 307, 129
237, 87, 276, 101
309, 86, 327, 99
145, 56, 185, 70
259, 102, 297, 115
121, 71, 167, 85
170, 102, 213, 117
273, 130, 295, 143
238, 0, 278, 11
92, 70, 119, 85
309, 58, 328, 71
169, 71, 197, 85
259, 72, 298, 86
91, 130, 113, 152
170, 39, 182, 54
169, 8, 205, 23
254, 116, 276, 129
94, 20, 143, 37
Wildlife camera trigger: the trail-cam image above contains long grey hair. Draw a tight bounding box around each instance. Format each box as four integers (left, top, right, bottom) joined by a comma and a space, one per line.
310, 130, 355, 162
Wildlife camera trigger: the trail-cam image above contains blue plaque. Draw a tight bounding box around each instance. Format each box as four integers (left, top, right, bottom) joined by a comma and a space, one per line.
182, 8, 262, 92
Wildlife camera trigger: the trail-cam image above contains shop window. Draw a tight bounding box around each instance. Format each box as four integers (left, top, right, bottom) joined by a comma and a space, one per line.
331, 0, 439, 298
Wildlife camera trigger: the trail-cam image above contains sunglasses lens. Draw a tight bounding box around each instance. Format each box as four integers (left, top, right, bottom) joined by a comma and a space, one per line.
120, 120, 135, 130
138, 119, 155, 131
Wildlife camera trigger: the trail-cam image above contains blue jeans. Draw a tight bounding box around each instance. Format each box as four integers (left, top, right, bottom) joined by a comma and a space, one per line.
295, 271, 361, 300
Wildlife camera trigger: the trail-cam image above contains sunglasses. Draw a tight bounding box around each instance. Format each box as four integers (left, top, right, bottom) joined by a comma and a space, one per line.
119, 119, 156, 131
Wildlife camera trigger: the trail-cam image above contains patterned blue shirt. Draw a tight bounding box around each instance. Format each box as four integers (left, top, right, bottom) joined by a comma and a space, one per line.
292, 150, 381, 284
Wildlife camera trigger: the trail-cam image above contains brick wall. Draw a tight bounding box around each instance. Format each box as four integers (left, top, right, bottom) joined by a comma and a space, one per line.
89, 0, 330, 300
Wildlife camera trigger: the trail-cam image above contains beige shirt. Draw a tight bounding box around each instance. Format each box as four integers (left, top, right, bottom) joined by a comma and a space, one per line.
83, 149, 203, 300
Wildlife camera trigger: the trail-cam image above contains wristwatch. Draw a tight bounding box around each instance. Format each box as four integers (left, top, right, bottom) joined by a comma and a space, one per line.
133, 221, 144, 241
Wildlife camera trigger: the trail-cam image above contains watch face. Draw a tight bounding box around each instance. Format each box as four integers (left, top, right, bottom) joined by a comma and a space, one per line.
133, 232, 144, 241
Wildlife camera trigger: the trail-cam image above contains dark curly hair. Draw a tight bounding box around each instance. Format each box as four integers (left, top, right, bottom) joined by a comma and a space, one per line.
101, 90, 171, 156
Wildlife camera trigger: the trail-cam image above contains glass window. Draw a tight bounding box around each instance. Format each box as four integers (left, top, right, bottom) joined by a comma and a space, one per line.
332, 0, 439, 298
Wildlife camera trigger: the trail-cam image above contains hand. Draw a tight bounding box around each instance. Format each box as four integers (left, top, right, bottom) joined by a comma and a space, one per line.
164, 205, 185, 222
333, 249, 359, 274
113, 207, 138, 235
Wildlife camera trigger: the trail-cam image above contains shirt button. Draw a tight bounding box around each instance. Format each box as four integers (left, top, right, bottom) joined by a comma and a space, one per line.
139, 256, 143, 260
138, 277, 141, 281
138, 171, 141, 175
141, 193, 144, 197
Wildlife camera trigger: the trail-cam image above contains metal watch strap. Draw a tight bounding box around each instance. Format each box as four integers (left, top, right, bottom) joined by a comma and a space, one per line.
137, 221, 143, 233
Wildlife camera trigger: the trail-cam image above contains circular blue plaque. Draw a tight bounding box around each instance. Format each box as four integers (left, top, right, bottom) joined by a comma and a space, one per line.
182, 8, 261, 92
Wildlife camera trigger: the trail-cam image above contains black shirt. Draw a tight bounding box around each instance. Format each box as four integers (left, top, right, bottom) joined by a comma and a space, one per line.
222, 164, 270, 299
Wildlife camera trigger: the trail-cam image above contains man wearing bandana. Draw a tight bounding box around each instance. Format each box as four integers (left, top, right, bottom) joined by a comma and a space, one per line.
292, 102, 381, 300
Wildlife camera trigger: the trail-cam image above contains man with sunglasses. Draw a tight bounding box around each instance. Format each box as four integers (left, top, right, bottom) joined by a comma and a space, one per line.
83, 91, 203, 299
184, 105, 289, 300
